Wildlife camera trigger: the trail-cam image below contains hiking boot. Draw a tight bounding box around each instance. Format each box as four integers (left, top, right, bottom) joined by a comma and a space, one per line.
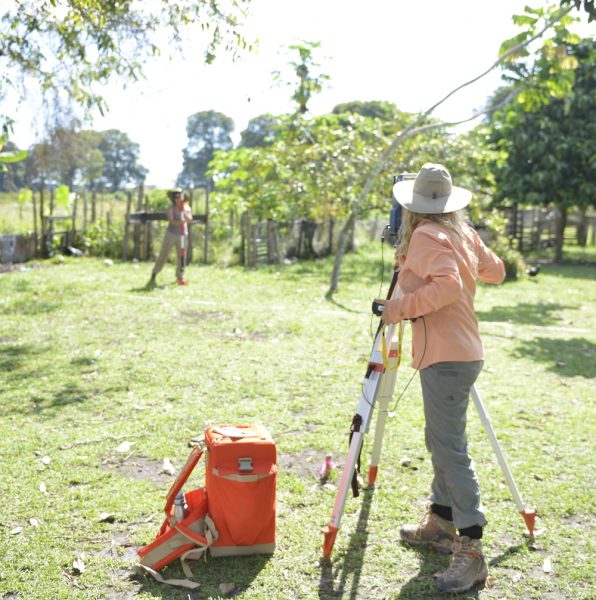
436, 536, 488, 593
400, 511, 456, 554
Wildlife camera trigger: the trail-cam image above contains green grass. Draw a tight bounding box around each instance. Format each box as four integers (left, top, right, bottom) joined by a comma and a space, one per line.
0, 245, 594, 599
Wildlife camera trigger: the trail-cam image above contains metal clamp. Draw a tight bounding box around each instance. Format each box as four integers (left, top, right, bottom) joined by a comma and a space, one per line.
238, 457, 253, 472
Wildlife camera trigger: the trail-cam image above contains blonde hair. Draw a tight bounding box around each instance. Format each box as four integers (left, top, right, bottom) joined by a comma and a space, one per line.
394, 209, 466, 259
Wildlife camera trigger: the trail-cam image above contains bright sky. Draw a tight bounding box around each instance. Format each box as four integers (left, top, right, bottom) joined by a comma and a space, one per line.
9, 0, 590, 188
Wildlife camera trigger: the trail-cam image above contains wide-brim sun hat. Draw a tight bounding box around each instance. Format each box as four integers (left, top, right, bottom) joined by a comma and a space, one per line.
167, 187, 183, 195
392, 163, 472, 214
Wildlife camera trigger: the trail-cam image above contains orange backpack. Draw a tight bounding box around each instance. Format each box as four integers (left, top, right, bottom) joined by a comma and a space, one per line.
205, 424, 276, 557
137, 424, 276, 587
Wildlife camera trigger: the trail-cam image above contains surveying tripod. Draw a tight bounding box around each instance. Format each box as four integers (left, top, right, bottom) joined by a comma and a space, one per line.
321, 267, 536, 558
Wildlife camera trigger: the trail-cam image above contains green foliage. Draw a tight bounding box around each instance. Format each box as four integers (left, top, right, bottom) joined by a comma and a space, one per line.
54, 185, 70, 208
98, 129, 147, 191
81, 220, 124, 258
0, 0, 254, 137
17, 188, 32, 207
491, 38, 596, 211
498, 3, 584, 110
332, 100, 410, 122
177, 111, 235, 188
209, 111, 422, 223
273, 41, 330, 115
239, 114, 280, 148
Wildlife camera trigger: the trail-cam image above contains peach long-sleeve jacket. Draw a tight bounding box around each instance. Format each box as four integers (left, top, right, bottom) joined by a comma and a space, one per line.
383, 221, 505, 370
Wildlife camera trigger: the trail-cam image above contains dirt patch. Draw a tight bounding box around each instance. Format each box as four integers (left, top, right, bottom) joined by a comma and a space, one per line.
0, 262, 51, 274
180, 309, 227, 322
278, 449, 342, 481
101, 455, 174, 487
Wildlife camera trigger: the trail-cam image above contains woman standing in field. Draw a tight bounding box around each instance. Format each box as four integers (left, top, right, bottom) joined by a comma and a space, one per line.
377, 163, 505, 594
149, 188, 193, 286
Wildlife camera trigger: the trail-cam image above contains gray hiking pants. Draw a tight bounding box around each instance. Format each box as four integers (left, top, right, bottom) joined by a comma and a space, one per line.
152, 230, 185, 280
420, 360, 487, 530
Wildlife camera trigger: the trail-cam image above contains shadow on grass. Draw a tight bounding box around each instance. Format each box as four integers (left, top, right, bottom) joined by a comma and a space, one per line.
0, 343, 50, 387
318, 487, 374, 599
475, 302, 572, 327
538, 263, 596, 280
512, 337, 595, 378
134, 553, 272, 599
0, 297, 62, 316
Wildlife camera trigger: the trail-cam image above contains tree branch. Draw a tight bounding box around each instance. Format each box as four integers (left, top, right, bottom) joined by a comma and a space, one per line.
327, 4, 575, 295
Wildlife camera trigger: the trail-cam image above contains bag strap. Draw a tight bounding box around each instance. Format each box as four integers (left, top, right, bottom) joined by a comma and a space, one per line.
136, 564, 200, 590
178, 515, 218, 577
137, 514, 218, 588
164, 443, 204, 514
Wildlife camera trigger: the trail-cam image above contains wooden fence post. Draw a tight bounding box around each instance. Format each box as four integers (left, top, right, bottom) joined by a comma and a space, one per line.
32, 191, 38, 257
143, 193, 151, 261
91, 189, 97, 223
133, 185, 143, 260
267, 219, 278, 263
240, 212, 249, 266
71, 193, 78, 243
122, 191, 132, 260
39, 183, 46, 256
204, 186, 209, 264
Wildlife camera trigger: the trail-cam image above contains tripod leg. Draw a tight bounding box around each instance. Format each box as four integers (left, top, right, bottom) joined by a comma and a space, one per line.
470, 384, 536, 535
368, 369, 397, 486
322, 363, 385, 557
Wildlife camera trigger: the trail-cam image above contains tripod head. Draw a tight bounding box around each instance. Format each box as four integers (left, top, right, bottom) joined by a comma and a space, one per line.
386, 172, 416, 246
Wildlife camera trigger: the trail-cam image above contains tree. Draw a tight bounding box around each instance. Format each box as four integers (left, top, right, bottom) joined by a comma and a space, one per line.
491, 38, 596, 261
332, 101, 404, 121
0, 0, 253, 142
98, 129, 147, 191
239, 114, 279, 148
177, 110, 234, 188
273, 41, 330, 114
324, 1, 587, 294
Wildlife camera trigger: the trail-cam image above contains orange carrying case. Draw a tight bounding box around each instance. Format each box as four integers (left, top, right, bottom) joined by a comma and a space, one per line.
205, 424, 277, 556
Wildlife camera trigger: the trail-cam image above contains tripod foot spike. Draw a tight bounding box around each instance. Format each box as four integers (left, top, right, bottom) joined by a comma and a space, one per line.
367, 465, 378, 487
322, 524, 339, 557
521, 508, 537, 537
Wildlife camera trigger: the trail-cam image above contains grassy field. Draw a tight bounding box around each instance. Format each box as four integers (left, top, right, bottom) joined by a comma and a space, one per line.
0, 245, 594, 599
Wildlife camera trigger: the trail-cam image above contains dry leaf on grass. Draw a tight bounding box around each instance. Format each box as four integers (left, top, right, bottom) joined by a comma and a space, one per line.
543, 557, 552, 573
116, 441, 133, 453
98, 512, 115, 523
29, 518, 40, 527
41, 456, 51, 465
10, 527, 23, 535
162, 458, 176, 476
72, 557, 85, 574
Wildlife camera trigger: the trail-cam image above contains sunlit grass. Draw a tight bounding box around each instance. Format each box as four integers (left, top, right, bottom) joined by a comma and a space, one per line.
0, 245, 594, 599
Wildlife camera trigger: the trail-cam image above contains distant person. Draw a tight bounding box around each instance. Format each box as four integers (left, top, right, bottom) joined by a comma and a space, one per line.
376, 163, 505, 594
149, 188, 192, 286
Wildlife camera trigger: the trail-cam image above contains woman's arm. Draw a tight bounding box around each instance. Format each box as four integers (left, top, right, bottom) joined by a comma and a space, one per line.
382, 228, 462, 322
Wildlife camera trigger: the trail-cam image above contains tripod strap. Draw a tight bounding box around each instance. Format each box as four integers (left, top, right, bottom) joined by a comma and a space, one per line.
349, 414, 363, 497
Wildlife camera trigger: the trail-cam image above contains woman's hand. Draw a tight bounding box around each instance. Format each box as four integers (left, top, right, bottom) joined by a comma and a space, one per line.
374, 298, 401, 323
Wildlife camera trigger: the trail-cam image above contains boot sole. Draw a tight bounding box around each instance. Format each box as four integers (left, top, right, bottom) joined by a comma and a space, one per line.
436, 565, 489, 593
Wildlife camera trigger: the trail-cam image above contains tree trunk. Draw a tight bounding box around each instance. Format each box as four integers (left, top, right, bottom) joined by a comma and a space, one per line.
576, 206, 587, 247
328, 211, 356, 296
554, 206, 567, 263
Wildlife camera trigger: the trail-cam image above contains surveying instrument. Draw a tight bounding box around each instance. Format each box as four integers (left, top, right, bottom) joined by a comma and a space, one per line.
321, 174, 536, 558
